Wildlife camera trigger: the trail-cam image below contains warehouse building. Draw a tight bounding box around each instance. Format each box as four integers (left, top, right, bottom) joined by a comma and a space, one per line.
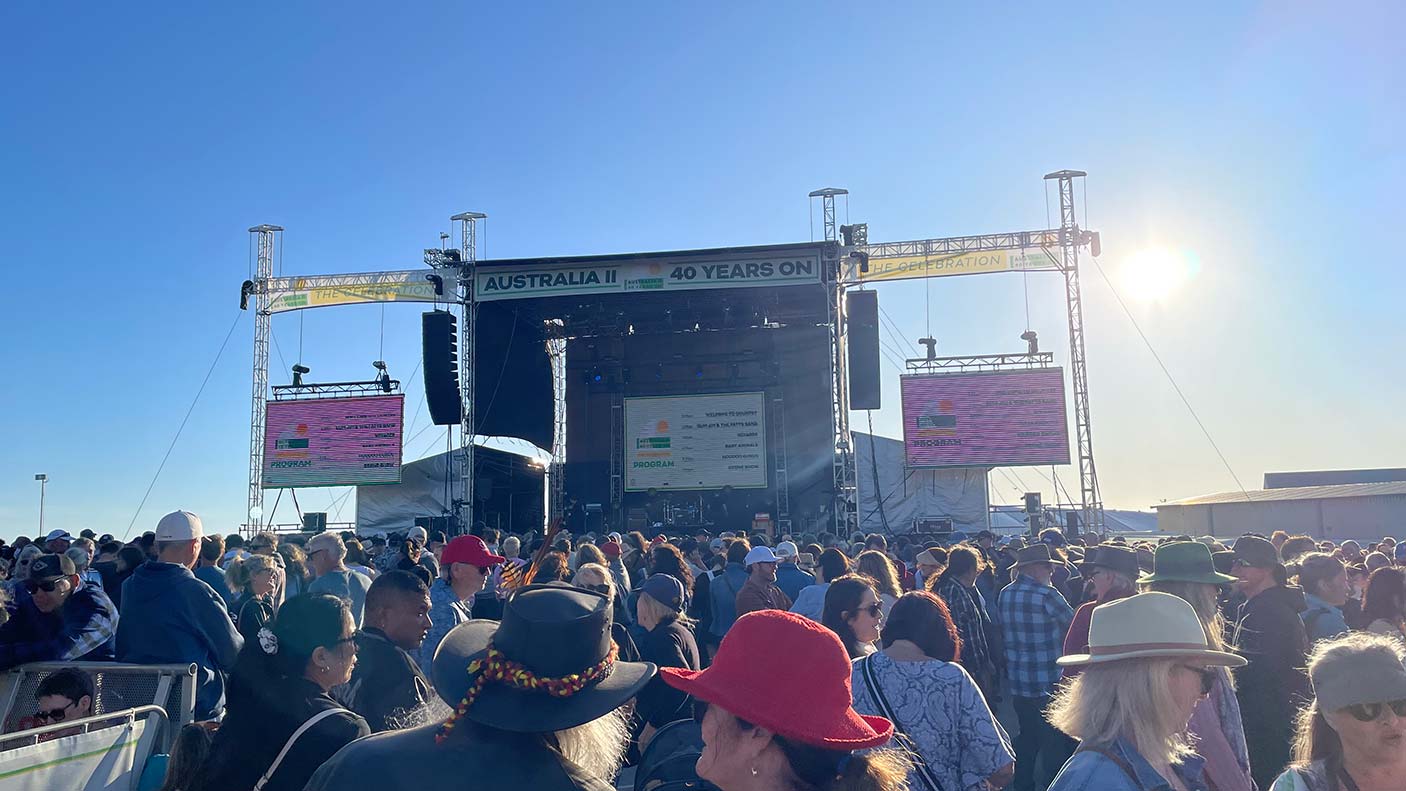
1154, 468, 1406, 541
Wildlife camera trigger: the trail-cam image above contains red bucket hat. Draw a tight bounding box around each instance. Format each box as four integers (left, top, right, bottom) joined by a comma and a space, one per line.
661, 610, 893, 750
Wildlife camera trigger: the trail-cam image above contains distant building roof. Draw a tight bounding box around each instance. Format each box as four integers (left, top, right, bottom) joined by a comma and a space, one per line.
1157, 481, 1406, 508
1264, 468, 1406, 489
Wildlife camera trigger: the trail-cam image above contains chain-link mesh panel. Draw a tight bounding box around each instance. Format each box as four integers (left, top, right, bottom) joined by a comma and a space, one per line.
1, 663, 194, 736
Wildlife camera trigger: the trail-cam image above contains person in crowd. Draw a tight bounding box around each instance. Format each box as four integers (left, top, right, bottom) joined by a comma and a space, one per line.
104, 545, 147, 611
934, 545, 999, 701
159, 723, 214, 791
573, 563, 640, 661
1142, 540, 1254, 791
90, 540, 125, 596
1273, 633, 1406, 791
501, 534, 521, 561
65, 543, 103, 591
850, 590, 1014, 791
10, 544, 42, 582
248, 531, 279, 556
575, 542, 608, 573
227, 553, 280, 646
193, 594, 368, 791
773, 541, 815, 602
998, 542, 1076, 791
193, 535, 234, 606
1062, 545, 1139, 678
649, 542, 695, 607
276, 543, 311, 598
420, 535, 503, 671
1343, 563, 1369, 629
15, 667, 95, 732
706, 539, 751, 653
1046, 592, 1247, 791
534, 550, 573, 584
339, 571, 433, 732
1364, 551, 1391, 573
822, 573, 883, 660
661, 609, 908, 791
343, 538, 378, 579
735, 545, 793, 616
1038, 528, 1084, 603
1359, 567, 1406, 641
634, 573, 701, 746
1231, 534, 1312, 789
405, 526, 441, 578
856, 550, 902, 617
117, 511, 244, 721
308, 584, 656, 791
427, 530, 447, 564
1280, 535, 1319, 565
0, 553, 118, 670
791, 547, 850, 622
1298, 552, 1352, 641
44, 529, 73, 554
914, 548, 947, 591
306, 531, 373, 627
599, 539, 631, 595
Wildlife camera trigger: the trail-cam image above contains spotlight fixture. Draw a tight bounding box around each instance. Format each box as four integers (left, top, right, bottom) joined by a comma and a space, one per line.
292, 364, 311, 387
1020, 330, 1039, 355
918, 338, 937, 361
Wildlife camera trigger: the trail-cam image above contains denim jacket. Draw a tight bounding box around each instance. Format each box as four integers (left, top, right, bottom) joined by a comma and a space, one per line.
1048, 737, 1208, 791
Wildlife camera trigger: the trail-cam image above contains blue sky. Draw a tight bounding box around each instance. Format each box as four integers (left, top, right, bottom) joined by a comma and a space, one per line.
2, 2, 1402, 541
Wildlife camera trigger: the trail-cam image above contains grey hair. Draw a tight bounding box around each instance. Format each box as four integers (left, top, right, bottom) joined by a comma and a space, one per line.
572, 563, 614, 602
1291, 632, 1406, 767
554, 707, 631, 782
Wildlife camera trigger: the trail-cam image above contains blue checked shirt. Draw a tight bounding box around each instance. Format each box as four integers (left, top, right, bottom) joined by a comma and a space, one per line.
998, 572, 1074, 698
418, 578, 472, 672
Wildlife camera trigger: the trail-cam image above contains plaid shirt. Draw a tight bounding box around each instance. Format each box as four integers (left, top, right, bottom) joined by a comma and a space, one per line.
936, 576, 994, 676
998, 572, 1074, 698
418, 578, 472, 672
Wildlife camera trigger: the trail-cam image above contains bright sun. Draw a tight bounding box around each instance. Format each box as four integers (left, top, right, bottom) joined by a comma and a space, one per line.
1120, 247, 1194, 302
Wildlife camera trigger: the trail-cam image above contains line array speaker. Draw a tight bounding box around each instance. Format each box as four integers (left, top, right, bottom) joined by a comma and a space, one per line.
422, 310, 463, 425
847, 290, 881, 410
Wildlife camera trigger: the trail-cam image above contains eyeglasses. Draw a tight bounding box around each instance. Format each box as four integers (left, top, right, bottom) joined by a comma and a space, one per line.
1178, 664, 1217, 696
23, 579, 64, 594
1346, 700, 1406, 722
34, 701, 76, 722
853, 603, 883, 618
582, 583, 611, 595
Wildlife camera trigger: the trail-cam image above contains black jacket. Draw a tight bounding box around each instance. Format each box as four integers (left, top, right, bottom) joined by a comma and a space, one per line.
336, 627, 432, 732
305, 719, 614, 791
1233, 583, 1310, 788
233, 592, 275, 647
635, 620, 699, 728
195, 675, 369, 791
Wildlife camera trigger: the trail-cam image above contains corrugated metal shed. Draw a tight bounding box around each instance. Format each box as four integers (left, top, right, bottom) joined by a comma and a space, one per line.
1264, 468, 1406, 489
1160, 481, 1406, 507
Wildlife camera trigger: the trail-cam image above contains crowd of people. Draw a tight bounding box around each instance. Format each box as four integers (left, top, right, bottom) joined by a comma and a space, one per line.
3, 517, 1406, 791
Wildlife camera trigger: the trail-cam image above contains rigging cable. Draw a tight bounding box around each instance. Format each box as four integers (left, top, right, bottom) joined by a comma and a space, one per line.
122, 310, 245, 538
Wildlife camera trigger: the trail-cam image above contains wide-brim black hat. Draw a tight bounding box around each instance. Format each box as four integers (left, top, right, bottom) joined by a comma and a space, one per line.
432, 584, 655, 733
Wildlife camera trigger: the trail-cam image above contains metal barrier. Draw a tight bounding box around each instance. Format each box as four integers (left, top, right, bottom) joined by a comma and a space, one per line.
0, 705, 168, 791
0, 663, 196, 750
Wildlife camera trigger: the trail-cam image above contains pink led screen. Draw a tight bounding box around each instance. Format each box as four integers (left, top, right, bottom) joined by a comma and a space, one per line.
900, 369, 1070, 468
262, 395, 404, 488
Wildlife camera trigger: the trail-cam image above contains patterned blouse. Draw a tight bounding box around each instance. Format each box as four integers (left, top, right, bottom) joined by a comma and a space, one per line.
850, 651, 1014, 791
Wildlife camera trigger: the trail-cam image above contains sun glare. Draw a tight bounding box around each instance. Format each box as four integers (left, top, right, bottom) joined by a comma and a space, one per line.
1120, 247, 1196, 302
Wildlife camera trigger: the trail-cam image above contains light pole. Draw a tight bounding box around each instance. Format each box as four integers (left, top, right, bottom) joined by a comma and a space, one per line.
34, 474, 48, 535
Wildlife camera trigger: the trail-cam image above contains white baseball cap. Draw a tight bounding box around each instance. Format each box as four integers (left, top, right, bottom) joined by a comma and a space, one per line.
155, 511, 204, 541
45, 529, 73, 542
407, 526, 429, 544
744, 546, 780, 566
775, 541, 799, 560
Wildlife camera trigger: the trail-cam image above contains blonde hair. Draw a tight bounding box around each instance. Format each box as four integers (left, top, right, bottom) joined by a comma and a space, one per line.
573, 563, 613, 600
1046, 658, 1196, 767
226, 553, 279, 593
637, 591, 698, 630
1145, 579, 1230, 653
856, 550, 902, 599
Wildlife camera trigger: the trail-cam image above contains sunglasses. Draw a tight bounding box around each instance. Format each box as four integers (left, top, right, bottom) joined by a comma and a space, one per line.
1346, 700, 1406, 722
582, 583, 611, 595
24, 579, 64, 594
35, 701, 76, 722
1178, 664, 1217, 696
852, 603, 883, 619
1230, 559, 1256, 570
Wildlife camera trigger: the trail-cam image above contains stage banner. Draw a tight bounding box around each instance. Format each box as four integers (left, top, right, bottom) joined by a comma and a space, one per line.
262, 395, 404, 488
625, 392, 768, 491
901, 368, 1070, 469
0, 718, 146, 791
853, 247, 1057, 283
267, 271, 444, 313
476, 251, 822, 301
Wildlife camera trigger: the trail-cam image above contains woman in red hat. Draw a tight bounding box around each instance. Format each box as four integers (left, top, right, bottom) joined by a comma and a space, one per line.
661, 609, 911, 791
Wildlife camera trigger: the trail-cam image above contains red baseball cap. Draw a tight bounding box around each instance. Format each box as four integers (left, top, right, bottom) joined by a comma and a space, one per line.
661, 610, 893, 750
601, 540, 623, 558
441, 536, 506, 567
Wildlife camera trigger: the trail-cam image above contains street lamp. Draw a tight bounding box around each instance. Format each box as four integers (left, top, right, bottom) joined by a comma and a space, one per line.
34, 474, 48, 534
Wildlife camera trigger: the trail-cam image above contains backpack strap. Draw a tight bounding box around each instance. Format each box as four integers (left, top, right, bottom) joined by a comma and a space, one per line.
252, 708, 347, 791
1075, 745, 1145, 791
860, 656, 947, 791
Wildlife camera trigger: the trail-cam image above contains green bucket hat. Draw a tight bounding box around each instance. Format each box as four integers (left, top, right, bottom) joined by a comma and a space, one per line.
1137, 541, 1237, 585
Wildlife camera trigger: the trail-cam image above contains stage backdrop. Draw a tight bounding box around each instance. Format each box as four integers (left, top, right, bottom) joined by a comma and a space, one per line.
262, 395, 404, 488
901, 369, 1070, 469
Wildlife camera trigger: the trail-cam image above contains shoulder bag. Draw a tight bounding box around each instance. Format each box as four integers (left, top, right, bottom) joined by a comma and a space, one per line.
252, 707, 348, 791
859, 655, 946, 791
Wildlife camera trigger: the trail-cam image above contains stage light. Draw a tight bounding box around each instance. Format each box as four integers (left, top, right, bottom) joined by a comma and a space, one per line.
591, 369, 603, 383
292, 364, 310, 387
1020, 331, 1039, 355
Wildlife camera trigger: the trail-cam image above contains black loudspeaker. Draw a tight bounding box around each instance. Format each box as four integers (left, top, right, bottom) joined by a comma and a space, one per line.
846, 290, 881, 409
423, 310, 463, 425
1024, 492, 1042, 514
302, 512, 327, 533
